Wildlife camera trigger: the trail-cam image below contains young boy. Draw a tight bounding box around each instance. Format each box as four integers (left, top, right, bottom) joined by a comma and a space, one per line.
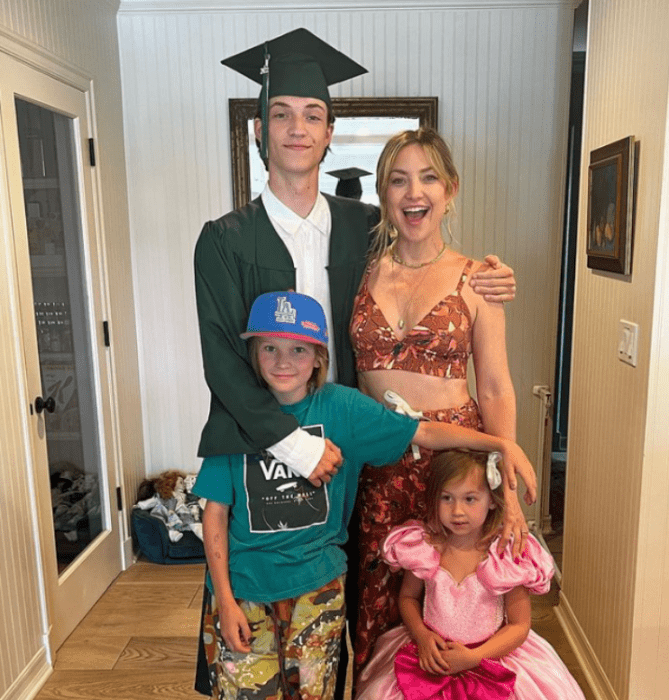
194, 291, 533, 700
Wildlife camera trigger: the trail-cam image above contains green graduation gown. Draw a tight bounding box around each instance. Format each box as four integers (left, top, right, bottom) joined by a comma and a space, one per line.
194, 194, 379, 457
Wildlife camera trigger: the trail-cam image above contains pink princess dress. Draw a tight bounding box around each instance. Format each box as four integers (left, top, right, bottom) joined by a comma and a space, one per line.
355, 522, 586, 700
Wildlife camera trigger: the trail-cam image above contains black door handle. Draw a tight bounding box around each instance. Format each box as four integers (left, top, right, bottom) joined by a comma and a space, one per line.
35, 396, 56, 414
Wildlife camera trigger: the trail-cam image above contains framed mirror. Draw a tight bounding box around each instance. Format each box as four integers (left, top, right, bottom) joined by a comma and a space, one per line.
229, 97, 438, 208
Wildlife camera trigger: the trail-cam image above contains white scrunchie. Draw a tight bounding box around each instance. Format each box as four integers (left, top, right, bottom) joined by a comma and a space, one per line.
383, 390, 423, 460
486, 451, 503, 490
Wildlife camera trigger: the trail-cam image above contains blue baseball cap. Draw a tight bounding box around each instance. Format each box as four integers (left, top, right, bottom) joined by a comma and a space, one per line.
240, 291, 329, 346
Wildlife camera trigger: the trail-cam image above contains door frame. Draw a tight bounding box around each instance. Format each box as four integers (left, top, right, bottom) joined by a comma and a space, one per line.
0, 38, 125, 654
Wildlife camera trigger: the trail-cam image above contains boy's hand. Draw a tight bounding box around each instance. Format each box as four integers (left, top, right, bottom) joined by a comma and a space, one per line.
441, 641, 481, 674
416, 629, 450, 675
308, 438, 342, 487
219, 599, 252, 653
470, 255, 517, 302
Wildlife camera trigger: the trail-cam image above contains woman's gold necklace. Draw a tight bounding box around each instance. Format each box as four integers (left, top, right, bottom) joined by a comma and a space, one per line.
390, 242, 447, 330
390, 239, 448, 269
392, 261, 433, 331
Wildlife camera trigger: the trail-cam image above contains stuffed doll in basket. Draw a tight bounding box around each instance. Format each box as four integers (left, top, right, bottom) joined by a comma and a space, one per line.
135, 470, 205, 541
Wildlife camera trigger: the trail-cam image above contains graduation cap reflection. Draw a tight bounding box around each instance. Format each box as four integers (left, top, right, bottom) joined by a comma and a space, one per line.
221, 28, 367, 160
327, 167, 372, 200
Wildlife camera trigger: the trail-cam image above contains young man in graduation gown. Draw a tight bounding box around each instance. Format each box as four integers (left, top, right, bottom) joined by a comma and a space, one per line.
193, 27, 517, 698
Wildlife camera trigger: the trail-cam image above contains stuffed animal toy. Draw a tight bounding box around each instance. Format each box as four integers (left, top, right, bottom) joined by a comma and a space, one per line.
136, 470, 187, 503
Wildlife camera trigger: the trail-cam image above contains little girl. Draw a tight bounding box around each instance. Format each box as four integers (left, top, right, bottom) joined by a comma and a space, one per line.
195, 292, 537, 700
355, 450, 586, 700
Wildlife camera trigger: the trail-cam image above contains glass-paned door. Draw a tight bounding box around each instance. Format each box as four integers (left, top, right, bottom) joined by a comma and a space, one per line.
0, 52, 121, 652
17, 98, 104, 572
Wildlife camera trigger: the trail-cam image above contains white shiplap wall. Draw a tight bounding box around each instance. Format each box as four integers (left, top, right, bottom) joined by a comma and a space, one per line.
117, 1, 577, 499
0, 2, 143, 698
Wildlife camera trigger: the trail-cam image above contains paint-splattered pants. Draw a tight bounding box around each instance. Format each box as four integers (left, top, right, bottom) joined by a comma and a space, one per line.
201, 575, 346, 699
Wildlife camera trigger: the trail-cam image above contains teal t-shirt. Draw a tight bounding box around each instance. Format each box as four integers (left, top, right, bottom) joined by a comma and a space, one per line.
193, 383, 417, 603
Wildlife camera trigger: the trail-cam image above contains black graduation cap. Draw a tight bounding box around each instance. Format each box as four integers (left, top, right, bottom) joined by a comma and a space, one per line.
327, 167, 372, 199
221, 28, 367, 160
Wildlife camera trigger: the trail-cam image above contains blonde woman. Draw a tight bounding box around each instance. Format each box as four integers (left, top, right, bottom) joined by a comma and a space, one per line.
349, 127, 536, 676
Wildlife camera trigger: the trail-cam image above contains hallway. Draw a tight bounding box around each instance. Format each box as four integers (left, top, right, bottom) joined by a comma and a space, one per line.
33, 558, 594, 699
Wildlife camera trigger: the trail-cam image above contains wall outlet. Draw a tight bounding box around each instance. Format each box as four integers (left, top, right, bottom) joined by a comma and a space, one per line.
618, 320, 639, 367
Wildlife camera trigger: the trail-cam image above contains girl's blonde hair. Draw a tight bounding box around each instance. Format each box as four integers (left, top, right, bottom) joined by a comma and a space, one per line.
425, 451, 505, 548
370, 127, 460, 264
248, 337, 329, 393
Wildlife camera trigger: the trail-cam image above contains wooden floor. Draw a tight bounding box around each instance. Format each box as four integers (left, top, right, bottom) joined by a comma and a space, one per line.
36, 560, 205, 700
35, 559, 595, 700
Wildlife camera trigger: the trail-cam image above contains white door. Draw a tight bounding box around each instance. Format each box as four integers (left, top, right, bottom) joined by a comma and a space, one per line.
0, 52, 122, 651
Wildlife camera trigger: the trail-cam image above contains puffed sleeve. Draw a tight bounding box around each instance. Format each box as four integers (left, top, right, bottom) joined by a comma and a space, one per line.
477, 534, 554, 595
382, 521, 440, 580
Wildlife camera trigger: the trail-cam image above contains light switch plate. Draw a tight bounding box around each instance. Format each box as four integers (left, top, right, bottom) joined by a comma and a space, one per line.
618, 320, 638, 367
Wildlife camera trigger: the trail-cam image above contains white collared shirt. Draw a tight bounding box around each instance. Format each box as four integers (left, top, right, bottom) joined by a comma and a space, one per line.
261, 184, 336, 477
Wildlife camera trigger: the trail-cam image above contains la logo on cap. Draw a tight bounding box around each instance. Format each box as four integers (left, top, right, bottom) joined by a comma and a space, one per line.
275, 297, 296, 324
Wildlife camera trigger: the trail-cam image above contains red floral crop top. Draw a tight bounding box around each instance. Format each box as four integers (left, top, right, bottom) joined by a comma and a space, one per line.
349, 259, 474, 379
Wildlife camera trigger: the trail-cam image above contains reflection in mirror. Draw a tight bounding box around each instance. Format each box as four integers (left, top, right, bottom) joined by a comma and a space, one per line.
249, 116, 419, 205
229, 97, 438, 209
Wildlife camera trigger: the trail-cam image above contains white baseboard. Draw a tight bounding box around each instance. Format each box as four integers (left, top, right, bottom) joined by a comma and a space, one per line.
122, 534, 136, 569
555, 591, 619, 700
1, 647, 52, 700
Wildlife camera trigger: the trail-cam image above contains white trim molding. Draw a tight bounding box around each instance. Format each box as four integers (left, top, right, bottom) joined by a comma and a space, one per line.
1, 648, 51, 700
555, 592, 619, 700
119, 0, 581, 14
0, 25, 91, 91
